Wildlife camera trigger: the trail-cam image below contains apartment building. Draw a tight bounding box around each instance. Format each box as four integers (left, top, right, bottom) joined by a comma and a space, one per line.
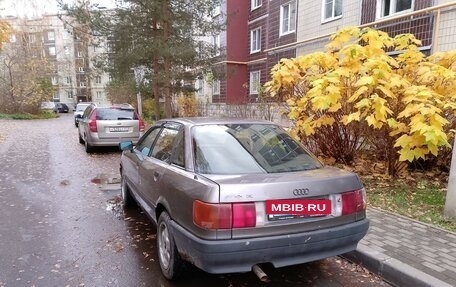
291, 0, 456, 58
198, 0, 298, 105
248, 0, 297, 102
200, 0, 456, 107
2, 14, 111, 108
203, 0, 249, 104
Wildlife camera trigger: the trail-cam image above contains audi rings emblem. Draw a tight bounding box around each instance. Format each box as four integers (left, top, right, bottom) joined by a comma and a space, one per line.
293, 188, 310, 196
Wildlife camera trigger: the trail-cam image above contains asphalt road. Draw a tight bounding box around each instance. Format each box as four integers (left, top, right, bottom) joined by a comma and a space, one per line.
0, 114, 390, 287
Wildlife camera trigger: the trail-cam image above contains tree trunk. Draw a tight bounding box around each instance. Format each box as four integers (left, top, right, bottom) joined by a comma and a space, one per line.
162, 0, 173, 118
152, 59, 160, 121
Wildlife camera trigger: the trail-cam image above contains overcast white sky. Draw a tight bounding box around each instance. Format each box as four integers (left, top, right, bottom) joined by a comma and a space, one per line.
0, 0, 116, 18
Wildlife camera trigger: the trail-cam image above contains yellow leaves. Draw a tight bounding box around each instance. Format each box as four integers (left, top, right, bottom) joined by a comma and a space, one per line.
265, 26, 456, 170
348, 86, 368, 103
0, 20, 10, 50
355, 98, 370, 109
394, 34, 422, 51
355, 76, 374, 87
373, 96, 392, 122
327, 26, 360, 51
342, 112, 360, 124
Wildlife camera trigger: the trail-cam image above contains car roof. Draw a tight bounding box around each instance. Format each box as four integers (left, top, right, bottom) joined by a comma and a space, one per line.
90, 103, 134, 110
158, 117, 274, 126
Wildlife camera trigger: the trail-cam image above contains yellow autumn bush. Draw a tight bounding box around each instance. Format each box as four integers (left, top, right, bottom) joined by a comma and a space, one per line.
266, 27, 456, 176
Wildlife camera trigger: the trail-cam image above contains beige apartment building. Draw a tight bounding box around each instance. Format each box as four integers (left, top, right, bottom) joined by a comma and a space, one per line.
2, 14, 111, 109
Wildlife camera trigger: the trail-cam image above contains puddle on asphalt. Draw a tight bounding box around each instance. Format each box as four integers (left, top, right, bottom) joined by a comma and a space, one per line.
106, 196, 124, 219
91, 173, 121, 191
90, 173, 124, 219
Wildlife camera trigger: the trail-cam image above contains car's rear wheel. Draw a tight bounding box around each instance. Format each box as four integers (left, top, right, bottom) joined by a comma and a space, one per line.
157, 211, 186, 280
121, 175, 135, 208
85, 137, 95, 153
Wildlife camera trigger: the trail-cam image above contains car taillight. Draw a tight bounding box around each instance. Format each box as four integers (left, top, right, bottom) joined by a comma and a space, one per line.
341, 188, 367, 215
232, 203, 256, 228
88, 111, 97, 132
139, 118, 145, 132
193, 200, 256, 230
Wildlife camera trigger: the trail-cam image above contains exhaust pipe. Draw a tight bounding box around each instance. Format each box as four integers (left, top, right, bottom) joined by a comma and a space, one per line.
252, 264, 270, 282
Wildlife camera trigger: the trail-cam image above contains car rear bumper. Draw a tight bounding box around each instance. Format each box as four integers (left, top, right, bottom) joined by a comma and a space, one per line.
171, 218, 369, 274
87, 133, 141, 147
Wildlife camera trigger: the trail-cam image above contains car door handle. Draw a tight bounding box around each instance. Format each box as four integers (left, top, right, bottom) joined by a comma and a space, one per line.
153, 171, 160, 181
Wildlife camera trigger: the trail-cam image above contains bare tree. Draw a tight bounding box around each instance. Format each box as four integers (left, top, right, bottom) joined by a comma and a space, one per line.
0, 29, 54, 113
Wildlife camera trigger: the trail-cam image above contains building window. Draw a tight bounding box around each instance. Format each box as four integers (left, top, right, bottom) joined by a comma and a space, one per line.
322, 0, 342, 21
49, 46, 56, 56
212, 34, 220, 56
96, 91, 103, 99
66, 76, 72, 84
198, 78, 204, 96
212, 80, 220, 95
107, 42, 114, 53
29, 34, 36, 43
80, 82, 86, 87
378, 0, 413, 18
53, 92, 59, 100
213, 0, 221, 16
78, 67, 85, 72
64, 46, 70, 55
250, 71, 261, 94
77, 51, 83, 58
280, 1, 297, 36
48, 31, 55, 41
62, 30, 70, 40
95, 76, 102, 84
67, 91, 73, 99
9, 34, 16, 43
51, 76, 58, 85
251, 0, 262, 10
250, 28, 261, 53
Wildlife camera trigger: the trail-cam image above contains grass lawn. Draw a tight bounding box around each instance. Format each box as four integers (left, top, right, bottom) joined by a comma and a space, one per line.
0, 111, 57, 119
364, 178, 456, 232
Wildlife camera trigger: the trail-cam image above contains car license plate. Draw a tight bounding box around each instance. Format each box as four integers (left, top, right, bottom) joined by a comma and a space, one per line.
109, 127, 129, 132
266, 199, 331, 221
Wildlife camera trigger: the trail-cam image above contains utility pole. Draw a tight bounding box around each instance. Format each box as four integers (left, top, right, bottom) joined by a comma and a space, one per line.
444, 134, 456, 219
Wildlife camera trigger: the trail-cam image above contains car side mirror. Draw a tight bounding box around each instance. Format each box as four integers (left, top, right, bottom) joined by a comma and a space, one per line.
119, 141, 134, 151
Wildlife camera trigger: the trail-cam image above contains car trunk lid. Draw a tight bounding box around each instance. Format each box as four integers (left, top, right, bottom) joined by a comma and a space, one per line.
203, 167, 366, 239
94, 108, 140, 139
97, 119, 140, 139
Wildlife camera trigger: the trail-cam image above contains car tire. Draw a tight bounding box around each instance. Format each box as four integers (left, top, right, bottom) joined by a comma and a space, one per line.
85, 138, 95, 153
157, 211, 186, 280
78, 133, 84, 144
75, 122, 78, 128
121, 175, 135, 208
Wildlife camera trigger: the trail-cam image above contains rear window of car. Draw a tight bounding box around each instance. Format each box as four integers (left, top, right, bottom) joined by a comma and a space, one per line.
95, 108, 138, 120
192, 124, 322, 174
76, 104, 90, 112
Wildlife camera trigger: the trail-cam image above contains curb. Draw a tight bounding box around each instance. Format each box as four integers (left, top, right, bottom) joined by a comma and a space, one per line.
368, 207, 456, 236
342, 244, 453, 287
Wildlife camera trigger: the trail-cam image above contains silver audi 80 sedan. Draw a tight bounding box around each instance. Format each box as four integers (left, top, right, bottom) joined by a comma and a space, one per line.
119, 118, 369, 280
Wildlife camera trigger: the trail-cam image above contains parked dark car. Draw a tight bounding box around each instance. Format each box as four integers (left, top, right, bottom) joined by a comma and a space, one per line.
53, 103, 69, 113
119, 118, 369, 280
78, 103, 145, 153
